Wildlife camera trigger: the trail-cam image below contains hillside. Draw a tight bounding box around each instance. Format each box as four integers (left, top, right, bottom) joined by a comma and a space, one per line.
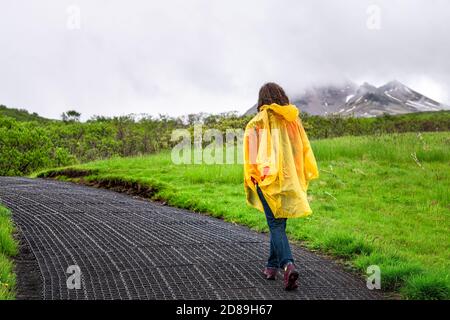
36, 132, 450, 299
1, 106, 450, 176
0, 105, 50, 122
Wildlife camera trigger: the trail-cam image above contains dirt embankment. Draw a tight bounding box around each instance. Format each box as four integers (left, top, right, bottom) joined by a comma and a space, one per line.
38, 169, 162, 201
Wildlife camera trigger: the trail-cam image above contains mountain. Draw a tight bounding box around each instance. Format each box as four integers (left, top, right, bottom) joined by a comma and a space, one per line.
339, 80, 446, 117
244, 80, 448, 117
292, 81, 358, 116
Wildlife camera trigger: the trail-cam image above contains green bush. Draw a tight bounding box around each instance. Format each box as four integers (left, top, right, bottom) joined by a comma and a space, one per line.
1, 107, 450, 176
0, 117, 73, 175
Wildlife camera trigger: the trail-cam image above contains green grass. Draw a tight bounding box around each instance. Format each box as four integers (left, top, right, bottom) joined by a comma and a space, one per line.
36, 131, 450, 299
0, 205, 17, 300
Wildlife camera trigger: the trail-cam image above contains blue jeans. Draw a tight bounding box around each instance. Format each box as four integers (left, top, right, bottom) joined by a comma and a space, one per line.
256, 184, 294, 269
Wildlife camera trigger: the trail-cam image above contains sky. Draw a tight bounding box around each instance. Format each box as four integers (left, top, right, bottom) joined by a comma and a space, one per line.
0, 0, 449, 120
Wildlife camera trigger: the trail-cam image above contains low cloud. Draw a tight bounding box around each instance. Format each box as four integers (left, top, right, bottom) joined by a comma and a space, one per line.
0, 0, 449, 120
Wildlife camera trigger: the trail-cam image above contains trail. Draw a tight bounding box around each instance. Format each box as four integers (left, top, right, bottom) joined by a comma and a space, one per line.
0, 177, 381, 300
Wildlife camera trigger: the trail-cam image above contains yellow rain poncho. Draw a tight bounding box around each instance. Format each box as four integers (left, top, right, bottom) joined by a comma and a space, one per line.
243, 103, 319, 218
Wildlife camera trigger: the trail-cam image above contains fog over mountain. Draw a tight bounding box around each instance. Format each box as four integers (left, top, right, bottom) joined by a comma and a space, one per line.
0, 0, 449, 120
244, 80, 449, 117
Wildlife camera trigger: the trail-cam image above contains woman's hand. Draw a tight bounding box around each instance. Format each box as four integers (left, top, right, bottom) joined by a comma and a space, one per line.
250, 166, 270, 185
261, 166, 270, 181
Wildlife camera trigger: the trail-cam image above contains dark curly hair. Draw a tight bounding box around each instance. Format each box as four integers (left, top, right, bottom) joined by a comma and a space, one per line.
257, 82, 290, 112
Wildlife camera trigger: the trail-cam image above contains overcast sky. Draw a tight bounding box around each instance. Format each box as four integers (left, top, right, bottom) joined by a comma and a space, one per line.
0, 0, 449, 120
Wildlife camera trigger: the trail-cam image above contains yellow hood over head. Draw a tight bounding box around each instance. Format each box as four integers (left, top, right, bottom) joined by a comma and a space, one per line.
259, 103, 299, 122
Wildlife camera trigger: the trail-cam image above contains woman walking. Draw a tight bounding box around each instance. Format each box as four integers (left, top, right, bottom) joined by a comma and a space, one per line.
244, 82, 319, 290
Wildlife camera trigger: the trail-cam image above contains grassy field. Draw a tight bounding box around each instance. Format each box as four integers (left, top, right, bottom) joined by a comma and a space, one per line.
0, 205, 17, 300
36, 132, 450, 299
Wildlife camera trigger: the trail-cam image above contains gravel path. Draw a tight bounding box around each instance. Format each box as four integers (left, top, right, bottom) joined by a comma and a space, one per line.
0, 177, 382, 300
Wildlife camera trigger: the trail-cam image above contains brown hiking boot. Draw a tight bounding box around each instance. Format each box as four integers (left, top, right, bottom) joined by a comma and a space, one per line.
263, 267, 278, 280
283, 263, 299, 290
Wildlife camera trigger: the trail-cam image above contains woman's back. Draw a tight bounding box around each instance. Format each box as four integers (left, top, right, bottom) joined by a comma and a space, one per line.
244, 103, 318, 218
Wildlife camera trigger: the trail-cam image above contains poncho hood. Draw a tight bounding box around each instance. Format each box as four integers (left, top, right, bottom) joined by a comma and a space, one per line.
260, 103, 299, 122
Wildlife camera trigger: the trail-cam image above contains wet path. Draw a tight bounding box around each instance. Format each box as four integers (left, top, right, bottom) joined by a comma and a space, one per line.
0, 177, 381, 300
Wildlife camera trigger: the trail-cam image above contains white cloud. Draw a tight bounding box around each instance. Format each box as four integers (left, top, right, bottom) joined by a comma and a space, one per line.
0, 0, 449, 120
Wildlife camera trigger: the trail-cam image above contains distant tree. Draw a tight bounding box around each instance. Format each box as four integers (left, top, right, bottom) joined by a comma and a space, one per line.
61, 110, 81, 122
88, 115, 110, 122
